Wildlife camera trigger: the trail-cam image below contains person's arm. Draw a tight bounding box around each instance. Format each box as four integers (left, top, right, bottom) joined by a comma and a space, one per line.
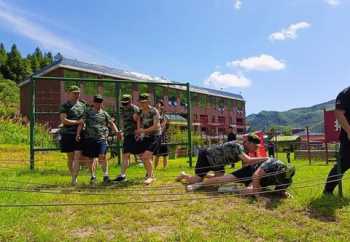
239, 153, 269, 166
60, 113, 83, 126
241, 168, 266, 196
143, 111, 161, 134
160, 116, 167, 131
335, 109, 350, 139
75, 123, 84, 142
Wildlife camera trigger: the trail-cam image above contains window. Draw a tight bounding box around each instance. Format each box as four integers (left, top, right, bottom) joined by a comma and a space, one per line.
168, 89, 178, 106
199, 95, 207, 108
217, 98, 225, 112
81, 73, 98, 96
178, 90, 187, 107
191, 92, 198, 107
200, 115, 208, 123
137, 83, 149, 93
237, 118, 243, 125
103, 81, 116, 97
63, 69, 80, 90
121, 83, 133, 96
226, 99, 233, 111
208, 96, 216, 107
218, 116, 225, 124
154, 86, 163, 102
237, 101, 244, 111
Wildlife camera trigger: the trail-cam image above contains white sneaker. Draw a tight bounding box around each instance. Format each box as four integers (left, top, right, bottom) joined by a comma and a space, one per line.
186, 183, 202, 192
144, 177, 155, 185
71, 176, 78, 186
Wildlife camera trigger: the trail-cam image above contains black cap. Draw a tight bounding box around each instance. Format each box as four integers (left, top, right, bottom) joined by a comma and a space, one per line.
139, 93, 150, 102
93, 94, 104, 103
121, 94, 131, 104
247, 134, 260, 144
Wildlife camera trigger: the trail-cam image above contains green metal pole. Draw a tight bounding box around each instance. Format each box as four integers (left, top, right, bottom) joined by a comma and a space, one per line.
29, 77, 36, 170
115, 82, 122, 166
336, 143, 343, 197
186, 83, 193, 167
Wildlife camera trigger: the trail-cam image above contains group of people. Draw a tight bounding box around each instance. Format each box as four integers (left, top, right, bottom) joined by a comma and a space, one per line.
176, 134, 295, 197
59, 83, 350, 198
59, 85, 169, 186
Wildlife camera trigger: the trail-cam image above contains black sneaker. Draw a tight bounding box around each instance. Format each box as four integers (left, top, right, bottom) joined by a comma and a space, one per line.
90, 176, 97, 185
113, 174, 127, 182
103, 176, 111, 185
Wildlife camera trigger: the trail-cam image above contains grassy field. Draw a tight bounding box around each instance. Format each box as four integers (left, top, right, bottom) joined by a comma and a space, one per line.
1, 146, 350, 241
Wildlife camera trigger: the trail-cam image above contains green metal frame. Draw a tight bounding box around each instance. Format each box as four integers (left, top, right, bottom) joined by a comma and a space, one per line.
29, 76, 193, 169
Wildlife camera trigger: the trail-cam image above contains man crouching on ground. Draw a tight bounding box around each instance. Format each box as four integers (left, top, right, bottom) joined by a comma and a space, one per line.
186, 158, 295, 198
176, 134, 269, 185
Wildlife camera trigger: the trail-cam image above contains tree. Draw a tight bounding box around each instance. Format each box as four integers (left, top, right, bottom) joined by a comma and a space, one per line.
0, 78, 19, 118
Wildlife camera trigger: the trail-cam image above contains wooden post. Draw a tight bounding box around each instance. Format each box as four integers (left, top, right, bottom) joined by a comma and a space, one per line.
325, 142, 329, 165
306, 126, 311, 165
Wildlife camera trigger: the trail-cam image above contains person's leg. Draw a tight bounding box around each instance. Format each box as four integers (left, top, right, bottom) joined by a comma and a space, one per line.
70, 150, 82, 185
163, 155, 168, 169
98, 154, 109, 178
66, 152, 74, 175
324, 143, 350, 194
121, 153, 130, 175
154, 155, 160, 169
186, 174, 238, 191
142, 151, 154, 184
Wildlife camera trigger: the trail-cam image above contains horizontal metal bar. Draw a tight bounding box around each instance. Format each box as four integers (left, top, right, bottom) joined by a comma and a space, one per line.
34, 148, 60, 152
32, 76, 188, 86
34, 142, 189, 153
35, 112, 60, 115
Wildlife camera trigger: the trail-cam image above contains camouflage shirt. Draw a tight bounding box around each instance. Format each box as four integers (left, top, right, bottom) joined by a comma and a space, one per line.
206, 141, 244, 166
140, 106, 161, 137
83, 108, 112, 140
121, 104, 139, 136
259, 158, 295, 188
59, 100, 87, 135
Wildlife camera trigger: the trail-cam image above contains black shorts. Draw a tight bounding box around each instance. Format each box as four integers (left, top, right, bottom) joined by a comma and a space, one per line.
140, 135, 161, 154
154, 144, 169, 156
195, 150, 225, 178
82, 138, 108, 158
123, 135, 142, 154
60, 134, 82, 153
231, 163, 277, 187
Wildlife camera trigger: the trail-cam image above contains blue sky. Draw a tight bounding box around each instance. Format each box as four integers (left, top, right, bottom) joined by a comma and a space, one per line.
0, 0, 349, 114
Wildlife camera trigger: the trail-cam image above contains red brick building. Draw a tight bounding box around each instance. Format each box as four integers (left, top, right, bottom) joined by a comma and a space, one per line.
19, 56, 246, 136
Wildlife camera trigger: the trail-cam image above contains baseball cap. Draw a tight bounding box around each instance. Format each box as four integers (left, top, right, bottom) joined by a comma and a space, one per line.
139, 93, 150, 102
67, 85, 80, 93
93, 94, 104, 103
121, 94, 132, 104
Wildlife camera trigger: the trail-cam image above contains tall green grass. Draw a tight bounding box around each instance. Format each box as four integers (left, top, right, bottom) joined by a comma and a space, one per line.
0, 119, 55, 147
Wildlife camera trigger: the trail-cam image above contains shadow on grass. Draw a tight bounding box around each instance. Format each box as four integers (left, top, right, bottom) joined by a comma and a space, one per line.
308, 194, 350, 222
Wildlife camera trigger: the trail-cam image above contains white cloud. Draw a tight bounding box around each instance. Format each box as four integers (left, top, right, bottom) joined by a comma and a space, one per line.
0, 0, 118, 66
234, 0, 242, 10
204, 72, 251, 88
325, 0, 340, 7
269, 21, 311, 41
227, 54, 286, 71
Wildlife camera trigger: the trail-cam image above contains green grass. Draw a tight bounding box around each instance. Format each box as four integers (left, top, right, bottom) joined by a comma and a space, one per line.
1, 148, 350, 241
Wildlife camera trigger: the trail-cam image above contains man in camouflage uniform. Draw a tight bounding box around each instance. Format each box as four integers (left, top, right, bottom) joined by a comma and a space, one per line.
59, 85, 86, 185
187, 158, 295, 198
76, 95, 121, 185
154, 100, 169, 169
176, 134, 269, 185
113, 94, 142, 182
135, 93, 161, 185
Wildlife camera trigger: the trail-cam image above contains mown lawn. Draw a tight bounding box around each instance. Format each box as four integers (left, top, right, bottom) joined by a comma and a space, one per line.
1, 146, 350, 241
